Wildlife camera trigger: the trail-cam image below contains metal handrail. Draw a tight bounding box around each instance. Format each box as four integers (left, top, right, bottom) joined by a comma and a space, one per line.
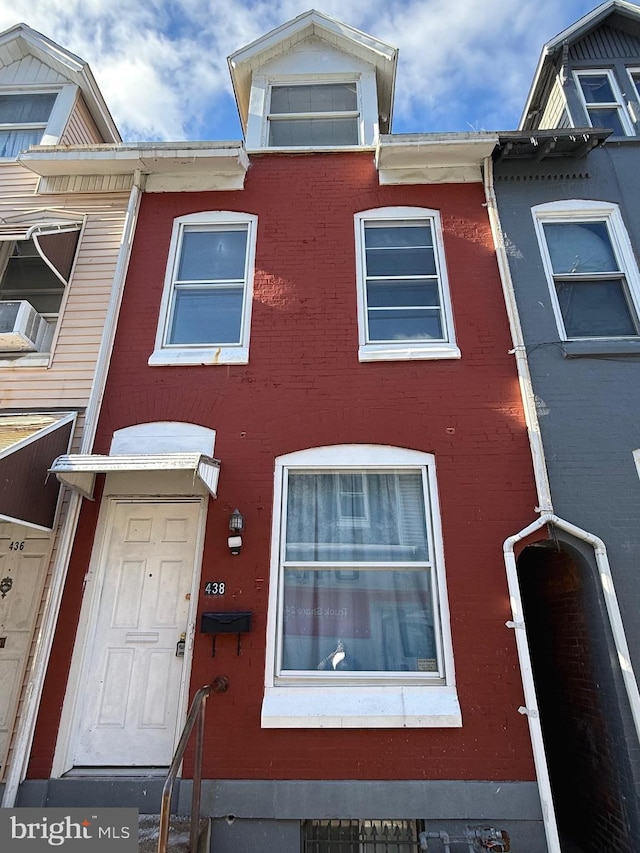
158, 676, 229, 853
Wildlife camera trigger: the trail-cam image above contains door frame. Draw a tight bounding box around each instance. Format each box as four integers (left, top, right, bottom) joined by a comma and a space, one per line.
52, 473, 208, 777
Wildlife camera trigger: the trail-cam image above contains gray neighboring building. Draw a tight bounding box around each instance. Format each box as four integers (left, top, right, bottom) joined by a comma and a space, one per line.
493, 1, 640, 851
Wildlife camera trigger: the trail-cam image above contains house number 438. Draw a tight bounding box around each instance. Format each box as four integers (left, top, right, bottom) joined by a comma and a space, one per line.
204, 581, 225, 595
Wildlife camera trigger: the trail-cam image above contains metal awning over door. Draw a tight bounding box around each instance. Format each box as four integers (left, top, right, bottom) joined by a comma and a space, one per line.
49, 452, 221, 499
0, 412, 75, 530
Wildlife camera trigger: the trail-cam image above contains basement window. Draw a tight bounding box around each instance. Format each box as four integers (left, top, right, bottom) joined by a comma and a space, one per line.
302, 820, 420, 853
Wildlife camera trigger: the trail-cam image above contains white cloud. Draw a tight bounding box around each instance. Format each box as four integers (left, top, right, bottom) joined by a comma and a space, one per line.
0, 0, 624, 139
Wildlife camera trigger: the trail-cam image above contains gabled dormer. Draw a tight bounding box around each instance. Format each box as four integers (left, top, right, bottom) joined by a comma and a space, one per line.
228, 9, 397, 151
0, 22, 119, 159
521, 0, 640, 137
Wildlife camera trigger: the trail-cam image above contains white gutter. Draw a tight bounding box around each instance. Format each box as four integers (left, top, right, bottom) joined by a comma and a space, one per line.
1, 173, 144, 808
484, 154, 640, 852
483, 155, 560, 853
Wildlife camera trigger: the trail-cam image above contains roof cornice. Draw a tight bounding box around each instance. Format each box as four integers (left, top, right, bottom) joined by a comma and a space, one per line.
376, 133, 498, 184
18, 142, 250, 192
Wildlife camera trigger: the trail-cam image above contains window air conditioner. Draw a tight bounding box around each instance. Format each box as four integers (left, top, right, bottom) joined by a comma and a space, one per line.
0, 301, 50, 352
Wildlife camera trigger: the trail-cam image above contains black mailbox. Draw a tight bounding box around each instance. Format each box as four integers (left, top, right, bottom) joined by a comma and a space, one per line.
201, 611, 252, 634
200, 611, 252, 656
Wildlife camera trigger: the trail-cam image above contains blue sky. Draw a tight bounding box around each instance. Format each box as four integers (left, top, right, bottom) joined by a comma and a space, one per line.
0, 0, 630, 142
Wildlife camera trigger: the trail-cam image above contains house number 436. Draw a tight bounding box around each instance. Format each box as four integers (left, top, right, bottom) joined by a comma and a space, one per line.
204, 581, 225, 595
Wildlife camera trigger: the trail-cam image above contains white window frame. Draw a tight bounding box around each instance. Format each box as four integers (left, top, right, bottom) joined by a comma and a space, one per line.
573, 69, 634, 136
626, 66, 640, 125
0, 216, 84, 367
262, 444, 461, 729
149, 211, 257, 366
263, 75, 362, 150
0, 84, 77, 158
354, 207, 460, 362
532, 200, 640, 342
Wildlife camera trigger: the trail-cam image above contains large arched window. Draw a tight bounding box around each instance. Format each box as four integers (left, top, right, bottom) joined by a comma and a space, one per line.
262, 444, 460, 729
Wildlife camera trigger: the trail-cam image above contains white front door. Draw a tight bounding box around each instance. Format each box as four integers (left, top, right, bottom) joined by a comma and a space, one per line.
0, 525, 51, 777
72, 499, 201, 767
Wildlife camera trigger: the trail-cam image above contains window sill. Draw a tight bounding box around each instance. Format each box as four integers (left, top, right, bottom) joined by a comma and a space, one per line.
562, 339, 640, 357
148, 346, 249, 366
358, 343, 461, 363
261, 685, 462, 728
0, 352, 50, 368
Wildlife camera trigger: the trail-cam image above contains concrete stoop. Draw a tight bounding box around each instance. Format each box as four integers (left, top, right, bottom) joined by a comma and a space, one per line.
138, 814, 210, 853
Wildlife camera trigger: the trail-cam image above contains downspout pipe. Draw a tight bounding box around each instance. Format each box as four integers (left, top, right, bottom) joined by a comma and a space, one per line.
484, 155, 640, 852
483, 155, 560, 853
483, 155, 552, 513
1, 172, 144, 809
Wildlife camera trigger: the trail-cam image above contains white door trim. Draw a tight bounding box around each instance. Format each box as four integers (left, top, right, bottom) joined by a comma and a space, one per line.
52, 487, 208, 777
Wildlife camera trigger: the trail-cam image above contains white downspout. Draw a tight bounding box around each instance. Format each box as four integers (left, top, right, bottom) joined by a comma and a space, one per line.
1, 172, 144, 809
484, 155, 640, 852
483, 156, 552, 512
483, 155, 560, 853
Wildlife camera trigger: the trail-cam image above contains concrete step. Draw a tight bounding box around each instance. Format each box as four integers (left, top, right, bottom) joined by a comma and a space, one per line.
138, 814, 209, 853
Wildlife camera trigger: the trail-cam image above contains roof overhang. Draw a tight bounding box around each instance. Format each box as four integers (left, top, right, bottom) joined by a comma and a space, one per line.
0, 23, 120, 143
0, 412, 75, 530
17, 142, 250, 191
520, 0, 640, 130
49, 452, 221, 499
228, 9, 398, 134
376, 133, 499, 184
494, 128, 610, 162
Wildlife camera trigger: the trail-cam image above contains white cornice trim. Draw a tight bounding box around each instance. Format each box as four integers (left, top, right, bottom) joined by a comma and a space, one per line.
376, 133, 498, 184
18, 142, 250, 190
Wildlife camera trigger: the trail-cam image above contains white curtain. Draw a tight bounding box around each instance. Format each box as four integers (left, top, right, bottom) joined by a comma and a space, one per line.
281, 471, 437, 673
0, 130, 41, 158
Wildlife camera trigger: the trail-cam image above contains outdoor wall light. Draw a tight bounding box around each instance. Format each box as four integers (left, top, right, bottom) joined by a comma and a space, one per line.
228, 508, 244, 555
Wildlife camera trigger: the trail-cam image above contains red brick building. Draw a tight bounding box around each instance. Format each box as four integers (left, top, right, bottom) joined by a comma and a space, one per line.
12, 12, 553, 853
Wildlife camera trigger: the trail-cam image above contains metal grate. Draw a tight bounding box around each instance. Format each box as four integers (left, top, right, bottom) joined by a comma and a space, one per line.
302, 820, 420, 853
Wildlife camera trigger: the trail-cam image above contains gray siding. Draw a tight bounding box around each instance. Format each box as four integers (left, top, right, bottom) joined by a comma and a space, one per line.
494, 141, 640, 846
570, 24, 640, 60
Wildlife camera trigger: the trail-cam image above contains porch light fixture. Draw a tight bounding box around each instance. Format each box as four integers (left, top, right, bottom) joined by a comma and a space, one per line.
228, 508, 244, 555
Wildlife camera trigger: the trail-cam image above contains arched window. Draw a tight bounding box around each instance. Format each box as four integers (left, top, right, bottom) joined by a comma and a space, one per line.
262, 444, 460, 729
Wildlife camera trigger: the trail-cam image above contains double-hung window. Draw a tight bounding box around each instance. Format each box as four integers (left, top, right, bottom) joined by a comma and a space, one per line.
149, 211, 257, 366
0, 92, 59, 158
263, 445, 460, 728
267, 82, 359, 147
574, 70, 633, 136
533, 201, 640, 341
0, 220, 82, 361
354, 207, 459, 361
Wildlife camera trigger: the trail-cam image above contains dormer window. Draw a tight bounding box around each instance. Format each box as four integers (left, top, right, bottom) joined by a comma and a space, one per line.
0, 92, 58, 158
267, 82, 359, 147
574, 71, 634, 136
